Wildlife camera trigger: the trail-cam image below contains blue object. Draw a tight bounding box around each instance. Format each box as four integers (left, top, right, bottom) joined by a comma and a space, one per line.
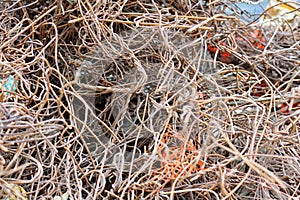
1, 75, 17, 96
232, 0, 269, 21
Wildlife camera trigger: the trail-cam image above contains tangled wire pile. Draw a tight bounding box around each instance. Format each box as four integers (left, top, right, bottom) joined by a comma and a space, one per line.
0, 0, 299, 199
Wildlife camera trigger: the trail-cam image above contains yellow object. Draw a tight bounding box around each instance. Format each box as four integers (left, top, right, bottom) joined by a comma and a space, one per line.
261, 0, 300, 28
0, 184, 27, 200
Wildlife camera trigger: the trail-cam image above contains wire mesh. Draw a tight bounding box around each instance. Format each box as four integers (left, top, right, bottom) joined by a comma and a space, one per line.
0, 0, 299, 199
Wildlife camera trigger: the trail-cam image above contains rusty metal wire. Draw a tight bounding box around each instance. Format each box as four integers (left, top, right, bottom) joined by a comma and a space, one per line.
0, 0, 299, 199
